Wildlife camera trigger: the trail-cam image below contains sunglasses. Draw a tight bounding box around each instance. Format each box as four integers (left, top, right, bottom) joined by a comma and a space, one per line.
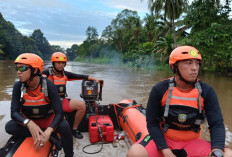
15, 66, 30, 72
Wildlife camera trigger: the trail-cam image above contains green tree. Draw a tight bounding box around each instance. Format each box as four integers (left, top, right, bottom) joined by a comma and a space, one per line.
153, 34, 175, 64
0, 13, 25, 59
144, 0, 188, 47
0, 44, 4, 55
143, 13, 172, 43
102, 9, 142, 54
180, 0, 232, 71
66, 44, 78, 61
184, 0, 230, 32
76, 44, 87, 58
22, 36, 40, 55
143, 14, 158, 42
102, 25, 113, 41
82, 26, 99, 57
51, 45, 65, 53
86, 26, 99, 42
30, 29, 52, 60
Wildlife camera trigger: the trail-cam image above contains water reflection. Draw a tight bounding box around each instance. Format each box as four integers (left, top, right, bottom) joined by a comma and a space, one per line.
200, 74, 232, 132
0, 60, 17, 101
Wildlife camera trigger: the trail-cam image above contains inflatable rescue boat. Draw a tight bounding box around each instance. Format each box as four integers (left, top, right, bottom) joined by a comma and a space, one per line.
0, 80, 148, 156
0, 135, 61, 157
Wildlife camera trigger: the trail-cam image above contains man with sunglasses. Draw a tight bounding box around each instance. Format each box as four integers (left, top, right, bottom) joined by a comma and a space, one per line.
5, 53, 74, 157
42, 52, 102, 139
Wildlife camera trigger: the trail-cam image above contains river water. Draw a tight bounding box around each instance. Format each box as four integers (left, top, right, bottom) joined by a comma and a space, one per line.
0, 60, 231, 148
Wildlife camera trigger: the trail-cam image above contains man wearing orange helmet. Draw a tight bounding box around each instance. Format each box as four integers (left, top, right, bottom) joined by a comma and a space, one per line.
42, 52, 102, 139
5, 53, 74, 157
127, 46, 232, 157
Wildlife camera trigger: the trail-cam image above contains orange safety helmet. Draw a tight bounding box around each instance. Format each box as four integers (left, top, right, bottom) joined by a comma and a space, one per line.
169, 46, 202, 69
14, 53, 44, 73
51, 52, 67, 63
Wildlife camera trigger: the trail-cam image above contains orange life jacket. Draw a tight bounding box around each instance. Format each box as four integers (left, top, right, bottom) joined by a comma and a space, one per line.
21, 76, 54, 119
160, 77, 205, 141
48, 67, 68, 98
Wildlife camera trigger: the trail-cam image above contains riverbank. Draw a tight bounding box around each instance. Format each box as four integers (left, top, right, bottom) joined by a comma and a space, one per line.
74, 57, 232, 75
75, 57, 170, 71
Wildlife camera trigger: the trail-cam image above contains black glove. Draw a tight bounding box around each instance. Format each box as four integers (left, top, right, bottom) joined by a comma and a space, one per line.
172, 149, 187, 157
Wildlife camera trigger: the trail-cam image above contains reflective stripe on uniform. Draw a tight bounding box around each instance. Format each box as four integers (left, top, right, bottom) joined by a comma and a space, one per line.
171, 96, 198, 101
24, 98, 46, 103
54, 80, 66, 82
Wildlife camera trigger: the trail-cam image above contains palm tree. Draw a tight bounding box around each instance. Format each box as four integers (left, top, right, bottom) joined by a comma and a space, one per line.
143, 0, 188, 47
153, 33, 174, 63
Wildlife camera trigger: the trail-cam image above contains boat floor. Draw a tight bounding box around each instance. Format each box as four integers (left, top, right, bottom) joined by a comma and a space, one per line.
59, 132, 131, 157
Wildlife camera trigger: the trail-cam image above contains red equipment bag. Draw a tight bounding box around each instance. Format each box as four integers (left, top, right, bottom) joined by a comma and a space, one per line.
89, 115, 114, 143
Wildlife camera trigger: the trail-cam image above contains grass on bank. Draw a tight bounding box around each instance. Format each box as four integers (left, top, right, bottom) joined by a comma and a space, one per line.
74, 57, 232, 76
75, 57, 170, 71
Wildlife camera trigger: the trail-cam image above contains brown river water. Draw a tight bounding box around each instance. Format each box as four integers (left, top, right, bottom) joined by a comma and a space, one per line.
0, 60, 231, 148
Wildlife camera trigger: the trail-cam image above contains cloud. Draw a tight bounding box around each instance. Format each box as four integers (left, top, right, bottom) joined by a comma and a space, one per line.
97, 0, 148, 12
50, 40, 83, 48
1, 0, 230, 50
0, 0, 149, 49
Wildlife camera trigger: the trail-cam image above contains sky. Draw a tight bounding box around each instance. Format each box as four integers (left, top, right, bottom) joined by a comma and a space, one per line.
0, 0, 149, 49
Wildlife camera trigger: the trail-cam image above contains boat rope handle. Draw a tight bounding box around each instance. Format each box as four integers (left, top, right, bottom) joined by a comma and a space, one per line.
111, 103, 143, 131
109, 103, 143, 109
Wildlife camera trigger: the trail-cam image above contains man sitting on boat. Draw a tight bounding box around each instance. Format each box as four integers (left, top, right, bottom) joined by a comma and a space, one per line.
42, 52, 102, 139
5, 53, 74, 157
127, 46, 232, 157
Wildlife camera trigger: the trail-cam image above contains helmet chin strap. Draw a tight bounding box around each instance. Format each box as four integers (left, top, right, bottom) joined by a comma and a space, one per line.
53, 66, 62, 73
24, 68, 35, 86
176, 67, 197, 85
52, 62, 64, 73
25, 68, 41, 86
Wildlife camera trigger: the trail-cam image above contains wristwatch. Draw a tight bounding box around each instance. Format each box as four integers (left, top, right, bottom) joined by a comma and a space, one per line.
211, 150, 223, 157
23, 119, 30, 126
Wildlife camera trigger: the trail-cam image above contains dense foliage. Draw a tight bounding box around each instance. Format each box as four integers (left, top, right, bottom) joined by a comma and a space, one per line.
0, 0, 232, 73
0, 13, 65, 61
75, 0, 232, 72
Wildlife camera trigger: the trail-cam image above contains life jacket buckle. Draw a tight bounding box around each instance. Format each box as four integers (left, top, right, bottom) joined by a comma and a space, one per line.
162, 124, 169, 133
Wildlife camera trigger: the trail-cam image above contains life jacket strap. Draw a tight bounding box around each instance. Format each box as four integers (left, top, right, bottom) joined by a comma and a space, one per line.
21, 76, 49, 100
195, 118, 204, 125
195, 82, 202, 114
164, 78, 174, 117
48, 67, 55, 76
42, 75, 48, 97
162, 78, 205, 133
162, 123, 169, 133
20, 83, 26, 102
